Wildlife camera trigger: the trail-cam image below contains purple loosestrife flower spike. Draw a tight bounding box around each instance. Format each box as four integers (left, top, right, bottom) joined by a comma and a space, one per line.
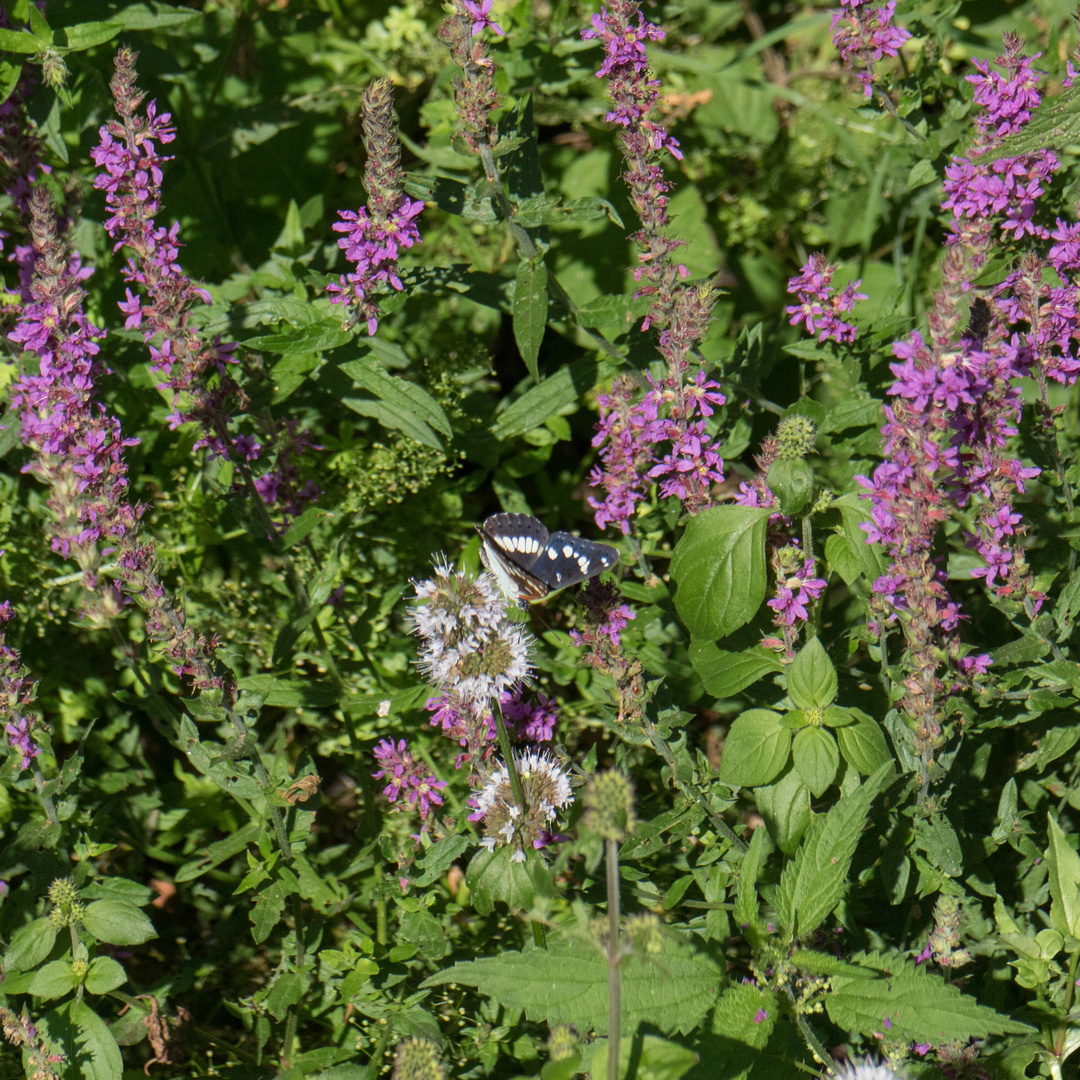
10, 188, 232, 698
328, 78, 424, 335
10, 185, 135, 621
582, 1, 727, 523
90, 47, 240, 460
0, 602, 42, 772
831, 0, 911, 98
439, 2, 503, 156
462, 0, 504, 37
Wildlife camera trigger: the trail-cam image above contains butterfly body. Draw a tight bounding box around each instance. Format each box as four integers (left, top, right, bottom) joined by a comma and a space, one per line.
477, 513, 619, 606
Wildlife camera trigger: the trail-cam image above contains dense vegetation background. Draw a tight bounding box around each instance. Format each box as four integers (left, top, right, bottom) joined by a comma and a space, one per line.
3, 1, 1080, 1078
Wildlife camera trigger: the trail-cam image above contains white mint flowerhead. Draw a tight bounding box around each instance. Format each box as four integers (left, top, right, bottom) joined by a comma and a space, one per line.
832, 1059, 905, 1080
411, 558, 533, 703
471, 751, 573, 861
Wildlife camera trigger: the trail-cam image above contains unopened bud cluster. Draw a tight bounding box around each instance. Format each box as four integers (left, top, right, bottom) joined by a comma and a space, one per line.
47, 879, 84, 928
582, 770, 636, 842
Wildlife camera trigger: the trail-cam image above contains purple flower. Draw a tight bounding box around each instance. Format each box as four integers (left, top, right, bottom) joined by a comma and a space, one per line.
372, 738, 447, 824
831, 0, 911, 98
462, 0, 504, 36
786, 254, 866, 344
90, 48, 241, 460
327, 78, 423, 335
5, 716, 40, 770
753, 1009, 768, 1024
500, 688, 558, 742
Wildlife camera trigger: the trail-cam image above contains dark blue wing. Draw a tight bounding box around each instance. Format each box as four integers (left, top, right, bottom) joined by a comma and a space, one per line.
529, 532, 620, 589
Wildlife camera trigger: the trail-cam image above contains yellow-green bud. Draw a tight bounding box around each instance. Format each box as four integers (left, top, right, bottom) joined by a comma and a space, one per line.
625, 913, 664, 953
392, 1037, 445, 1080
775, 415, 817, 459
582, 770, 636, 842
546, 1025, 578, 1061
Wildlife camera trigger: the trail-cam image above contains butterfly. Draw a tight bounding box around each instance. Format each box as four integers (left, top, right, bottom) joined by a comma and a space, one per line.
476, 513, 620, 606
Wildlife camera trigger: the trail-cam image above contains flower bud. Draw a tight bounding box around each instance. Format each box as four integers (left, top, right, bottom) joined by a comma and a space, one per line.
582, 770, 636, 842
392, 1037, 446, 1080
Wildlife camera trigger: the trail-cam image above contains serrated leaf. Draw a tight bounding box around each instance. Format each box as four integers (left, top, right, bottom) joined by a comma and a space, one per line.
81, 900, 156, 946
4, 917, 58, 971
29, 960, 79, 999
0, 27, 47, 51
836, 711, 892, 775
917, 814, 962, 877
670, 506, 770, 639
1046, 814, 1080, 938
991, 83, 1080, 160
574, 293, 652, 328
755, 767, 811, 855
825, 533, 861, 586
788, 637, 837, 709
709, 984, 777, 1049
717, 710, 791, 788
59, 20, 122, 49
827, 953, 1036, 1042
421, 931, 721, 1036
71, 1001, 124, 1080
833, 494, 887, 584
84, 956, 127, 995
490, 357, 608, 440
734, 825, 767, 941
690, 641, 782, 698
339, 358, 451, 439
252, 876, 290, 944
245, 319, 352, 354
792, 727, 839, 798
465, 845, 536, 915
774, 764, 889, 939
513, 258, 548, 383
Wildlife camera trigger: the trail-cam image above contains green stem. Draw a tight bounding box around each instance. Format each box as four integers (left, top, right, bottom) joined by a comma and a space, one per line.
493, 699, 526, 811
606, 836, 622, 1080
1053, 946, 1080, 1058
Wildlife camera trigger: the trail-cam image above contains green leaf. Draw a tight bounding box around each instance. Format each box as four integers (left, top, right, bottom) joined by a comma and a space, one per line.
574, 293, 652, 328
29, 960, 80, 999
792, 727, 839, 798
245, 318, 352, 354
490, 357, 610, 441
690, 641, 783, 698
513, 257, 548, 383
236, 674, 338, 710
836, 710, 892, 775
251, 876, 290, 944
755, 767, 811, 855
916, 814, 962, 877
4, 917, 58, 971
466, 845, 537, 915
717, 710, 791, 788
339, 358, 451, 439
832, 494, 887, 584
1046, 814, 1080, 938
710, 984, 778, 1049
734, 824, 768, 941
513, 194, 622, 228
421, 931, 721, 1036
827, 952, 1036, 1042
590, 1034, 698, 1080
766, 459, 813, 516
176, 822, 263, 883
787, 637, 837, 709
824, 532, 861, 586
80, 900, 156, 946
179, 716, 264, 799
84, 956, 127, 995
991, 82, 1080, 160
59, 20, 122, 49
670, 505, 770, 639
71, 1001, 124, 1080
774, 764, 889, 939
266, 971, 304, 1020
0, 27, 46, 52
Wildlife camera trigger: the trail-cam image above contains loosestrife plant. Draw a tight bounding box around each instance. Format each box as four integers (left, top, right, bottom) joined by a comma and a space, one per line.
1, 2, 1080, 1080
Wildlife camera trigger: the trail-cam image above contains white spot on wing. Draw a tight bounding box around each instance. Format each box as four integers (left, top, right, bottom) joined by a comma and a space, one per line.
562, 544, 574, 557
547, 548, 557, 559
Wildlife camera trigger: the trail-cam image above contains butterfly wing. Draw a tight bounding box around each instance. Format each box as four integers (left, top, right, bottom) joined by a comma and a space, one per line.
529, 532, 620, 591
477, 514, 552, 604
